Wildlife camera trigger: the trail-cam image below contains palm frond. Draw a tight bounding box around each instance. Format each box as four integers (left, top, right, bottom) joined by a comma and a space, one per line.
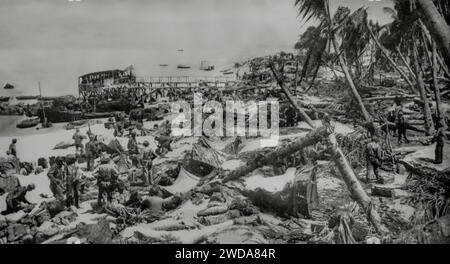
295, 0, 328, 22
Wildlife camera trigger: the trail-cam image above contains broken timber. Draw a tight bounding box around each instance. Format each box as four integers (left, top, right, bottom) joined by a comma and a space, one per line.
270, 65, 389, 235
222, 126, 331, 183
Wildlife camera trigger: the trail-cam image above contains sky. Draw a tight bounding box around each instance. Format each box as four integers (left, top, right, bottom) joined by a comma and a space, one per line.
0, 0, 393, 96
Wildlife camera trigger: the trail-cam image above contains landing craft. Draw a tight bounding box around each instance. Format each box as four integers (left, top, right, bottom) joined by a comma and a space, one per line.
3, 83, 14, 89
177, 64, 191, 69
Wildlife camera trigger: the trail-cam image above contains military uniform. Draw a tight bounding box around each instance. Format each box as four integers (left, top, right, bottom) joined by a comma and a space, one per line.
94, 163, 119, 206
396, 111, 409, 144
85, 140, 97, 171
72, 132, 84, 152
434, 127, 445, 164
365, 141, 384, 183
127, 136, 140, 167
47, 163, 67, 200
1, 186, 32, 215
8, 143, 17, 158
66, 163, 82, 208
141, 146, 157, 185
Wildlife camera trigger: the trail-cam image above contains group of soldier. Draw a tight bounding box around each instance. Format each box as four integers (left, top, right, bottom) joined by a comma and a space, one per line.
365, 100, 447, 184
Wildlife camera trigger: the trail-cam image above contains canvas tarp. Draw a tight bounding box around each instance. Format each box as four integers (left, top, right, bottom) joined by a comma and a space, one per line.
162, 167, 200, 195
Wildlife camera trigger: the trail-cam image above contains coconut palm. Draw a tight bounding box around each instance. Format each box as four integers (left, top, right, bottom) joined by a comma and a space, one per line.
416, 0, 450, 70
290, 0, 388, 235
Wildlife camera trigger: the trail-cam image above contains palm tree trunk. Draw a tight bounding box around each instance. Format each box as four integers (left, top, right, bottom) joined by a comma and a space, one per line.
331, 36, 372, 124
327, 134, 389, 235
271, 65, 388, 235
366, 20, 417, 93
417, 0, 450, 70
413, 41, 435, 136
395, 46, 416, 80
432, 41, 443, 122
418, 20, 450, 78
223, 126, 331, 183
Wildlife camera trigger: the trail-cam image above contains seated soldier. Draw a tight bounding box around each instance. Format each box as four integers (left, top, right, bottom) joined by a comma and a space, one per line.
1, 184, 36, 215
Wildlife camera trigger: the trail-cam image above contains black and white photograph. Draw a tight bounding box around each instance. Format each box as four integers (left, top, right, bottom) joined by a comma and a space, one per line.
0, 0, 449, 247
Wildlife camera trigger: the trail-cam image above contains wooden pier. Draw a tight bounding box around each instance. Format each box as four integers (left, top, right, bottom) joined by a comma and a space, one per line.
79, 75, 238, 98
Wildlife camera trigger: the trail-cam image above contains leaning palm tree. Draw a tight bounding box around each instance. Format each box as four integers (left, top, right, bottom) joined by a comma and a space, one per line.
416, 0, 450, 70
288, 0, 389, 234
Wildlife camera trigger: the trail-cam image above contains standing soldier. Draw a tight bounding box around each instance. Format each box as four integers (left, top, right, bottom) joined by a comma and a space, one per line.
127, 131, 140, 167
433, 120, 446, 164
233, 136, 242, 156
141, 140, 158, 186
65, 154, 82, 208
396, 110, 410, 145
365, 135, 384, 184
9, 139, 17, 158
93, 155, 120, 206
85, 134, 97, 171
47, 157, 67, 200
72, 128, 84, 154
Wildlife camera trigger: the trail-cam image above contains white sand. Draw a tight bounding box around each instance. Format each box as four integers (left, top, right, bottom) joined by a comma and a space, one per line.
163, 167, 200, 195
244, 167, 296, 193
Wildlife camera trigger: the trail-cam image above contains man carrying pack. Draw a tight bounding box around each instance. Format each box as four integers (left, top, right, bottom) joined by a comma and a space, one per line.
365, 134, 384, 184
93, 154, 120, 206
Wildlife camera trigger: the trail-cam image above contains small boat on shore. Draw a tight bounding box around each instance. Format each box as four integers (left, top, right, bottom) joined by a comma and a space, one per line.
16, 117, 39, 129
223, 71, 234, 75
177, 64, 191, 69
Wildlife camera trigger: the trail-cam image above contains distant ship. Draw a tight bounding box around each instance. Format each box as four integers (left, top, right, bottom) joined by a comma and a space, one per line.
177, 64, 191, 69
159, 64, 169, 67
177, 49, 184, 52
3, 83, 14, 89
200, 61, 215, 71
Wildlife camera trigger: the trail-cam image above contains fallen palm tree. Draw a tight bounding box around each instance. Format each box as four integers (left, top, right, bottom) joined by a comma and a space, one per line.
270, 65, 389, 234
222, 125, 332, 183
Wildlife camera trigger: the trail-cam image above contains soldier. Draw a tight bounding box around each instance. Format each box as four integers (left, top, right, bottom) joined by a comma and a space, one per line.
127, 131, 140, 167
65, 154, 82, 208
72, 128, 84, 154
365, 135, 384, 184
233, 136, 242, 156
8, 138, 17, 158
433, 120, 446, 164
141, 140, 158, 186
85, 134, 97, 171
155, 135, 173, 155
93, 155, 120, 206
47, 157, 67, 200
396, 110, 410, 145
1, 184, 35, 215
285, 105, 298, 127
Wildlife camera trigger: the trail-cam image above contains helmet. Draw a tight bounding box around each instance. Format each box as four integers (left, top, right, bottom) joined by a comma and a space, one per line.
143, 140, 150, 147
12, 138, 17, 143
